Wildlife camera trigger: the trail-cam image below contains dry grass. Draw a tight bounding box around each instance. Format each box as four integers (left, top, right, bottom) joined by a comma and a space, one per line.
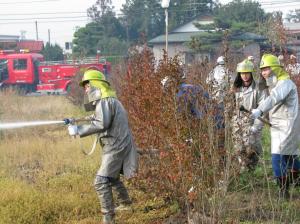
0, 90, 174, 224
1, 81, 300, 223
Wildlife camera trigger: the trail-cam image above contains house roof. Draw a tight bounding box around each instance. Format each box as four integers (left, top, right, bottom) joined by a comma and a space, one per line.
284, 22, 300, 34
17, 40, 44, 52
149, 14, 267, 45
149, 31, 267, 45
0, 35, 20, 42
172, 15, 214, 33
149, 31, 205, 44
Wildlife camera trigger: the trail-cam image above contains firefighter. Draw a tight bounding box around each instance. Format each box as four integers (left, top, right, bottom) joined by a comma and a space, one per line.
231, 59, 267, 170
247, 55, 254, 64
287, 54, 300, 77
67, 69, 138, 223
251, 54, 300, 199
206, 56, 233, 103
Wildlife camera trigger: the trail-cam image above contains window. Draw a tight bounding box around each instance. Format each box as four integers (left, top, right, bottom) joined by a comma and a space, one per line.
13, 59, 27, 70
0, 59, 8, 81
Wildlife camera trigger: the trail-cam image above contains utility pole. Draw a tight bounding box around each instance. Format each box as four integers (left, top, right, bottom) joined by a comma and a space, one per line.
48, 29, 51, 44
35, 21, 39, 40
161, 0, 170, 57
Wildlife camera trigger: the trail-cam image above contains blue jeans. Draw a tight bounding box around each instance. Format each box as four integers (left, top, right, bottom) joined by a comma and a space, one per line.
271, 154, 300, 177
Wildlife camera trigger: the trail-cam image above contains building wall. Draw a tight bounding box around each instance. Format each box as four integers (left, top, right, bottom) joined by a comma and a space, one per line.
152, 43, 188, 65
242, 43, 261, 63
152, 42, 261, 67
152, 42, 212, 65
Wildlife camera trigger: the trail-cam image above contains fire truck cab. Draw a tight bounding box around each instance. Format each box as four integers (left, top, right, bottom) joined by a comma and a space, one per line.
0, 50, 44, 91
0, 50, 111, 94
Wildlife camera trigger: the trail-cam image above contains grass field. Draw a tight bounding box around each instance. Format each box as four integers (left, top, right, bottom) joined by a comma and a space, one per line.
0, 91, 175, 224
1, 90, 300, 224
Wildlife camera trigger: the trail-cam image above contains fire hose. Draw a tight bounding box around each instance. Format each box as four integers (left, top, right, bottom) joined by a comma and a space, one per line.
0, 118, 159, 156
64, 117, 101, 155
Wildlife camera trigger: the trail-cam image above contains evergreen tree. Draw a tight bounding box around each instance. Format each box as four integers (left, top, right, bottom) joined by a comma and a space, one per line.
41, 43, 64, 61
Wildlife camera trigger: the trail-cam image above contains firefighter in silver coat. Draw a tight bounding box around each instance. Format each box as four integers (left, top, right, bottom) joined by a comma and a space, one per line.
206, 56, 233, 103
68, 70, 138, 224
232, 59, 267, 170
251, 54, 300, 198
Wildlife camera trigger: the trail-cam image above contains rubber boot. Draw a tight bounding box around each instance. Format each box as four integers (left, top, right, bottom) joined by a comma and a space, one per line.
112, 178, 133, 212
277, 177, 290, 200
289, 171, 300, 187
94, 176, 115, 222
102, 213, 115, 224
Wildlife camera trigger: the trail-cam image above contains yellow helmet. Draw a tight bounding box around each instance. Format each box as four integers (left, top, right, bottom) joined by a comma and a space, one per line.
79, 69, 106, 87
236, 59, 254, 73
259, 54, 281, 69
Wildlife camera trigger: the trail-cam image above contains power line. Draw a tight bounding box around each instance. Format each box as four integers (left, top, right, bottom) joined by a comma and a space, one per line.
0, 0, 60, 4
259, 0, 299, 3
0, 16, 88, 21
0, 2, 297, 23
260, 1, 300, 6
0, 19, 89, 25
262, 3, 300, 9
0, 11, 87, 16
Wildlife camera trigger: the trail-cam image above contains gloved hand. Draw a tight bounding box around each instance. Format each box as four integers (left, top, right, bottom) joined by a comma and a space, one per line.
68, 125, 78, 136
250, 108, 262, 119
250, 126, 258, 134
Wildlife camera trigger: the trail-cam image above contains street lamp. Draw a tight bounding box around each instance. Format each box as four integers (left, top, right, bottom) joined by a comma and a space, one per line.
161, 0, 170, 56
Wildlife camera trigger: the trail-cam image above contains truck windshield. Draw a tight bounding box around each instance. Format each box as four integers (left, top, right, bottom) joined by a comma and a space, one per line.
13, 58, 27, 70
0, 59, 8, 82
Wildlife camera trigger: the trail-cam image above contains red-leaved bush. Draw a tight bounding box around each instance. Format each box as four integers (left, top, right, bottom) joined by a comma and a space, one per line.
112, 47, 236, 222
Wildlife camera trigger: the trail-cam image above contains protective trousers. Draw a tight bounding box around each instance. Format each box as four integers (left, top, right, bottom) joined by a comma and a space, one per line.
94, 175, 131, 223
272, 154, 300, 199
232, 115, 262, 170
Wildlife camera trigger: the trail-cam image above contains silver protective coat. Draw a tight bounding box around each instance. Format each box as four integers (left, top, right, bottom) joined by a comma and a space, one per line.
78, 97, 138, 178
206, 65, 233, 102
232, 81, 267, 159
258, 79, 300, 155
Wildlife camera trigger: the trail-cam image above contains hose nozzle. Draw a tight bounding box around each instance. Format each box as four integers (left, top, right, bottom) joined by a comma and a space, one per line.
63, 118, 75, 125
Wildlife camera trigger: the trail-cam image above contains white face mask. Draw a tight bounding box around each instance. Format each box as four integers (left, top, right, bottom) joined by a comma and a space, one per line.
83, 86, 102, 111
265, 73, 277, 87
87, 86, 101, 102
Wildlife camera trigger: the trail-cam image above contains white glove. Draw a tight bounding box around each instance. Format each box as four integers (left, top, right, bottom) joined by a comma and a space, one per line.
250, 126, 258, 134
68, 125, 78, 136
250, 109, 262, 119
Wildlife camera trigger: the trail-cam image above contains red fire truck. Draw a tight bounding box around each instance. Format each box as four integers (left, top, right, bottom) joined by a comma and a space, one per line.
0, 50, 111, 94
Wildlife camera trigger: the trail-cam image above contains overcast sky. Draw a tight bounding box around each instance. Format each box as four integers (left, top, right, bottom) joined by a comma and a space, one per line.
0, 0, 298, 50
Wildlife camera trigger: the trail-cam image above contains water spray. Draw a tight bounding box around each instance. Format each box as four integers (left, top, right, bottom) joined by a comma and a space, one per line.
0, 118, 96, 130
0, 120, 65, 130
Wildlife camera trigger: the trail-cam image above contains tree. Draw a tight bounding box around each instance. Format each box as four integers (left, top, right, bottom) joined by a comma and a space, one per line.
262, 12, 287, 51
168, 0, 213, 30
72, 0, 128, 57
120, 0, 213, 42
190, 0, 268, 52
213, 0, 266, 33
41, 43, 64, 61
87, 0, 113, 20
120, 0, 164, 41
